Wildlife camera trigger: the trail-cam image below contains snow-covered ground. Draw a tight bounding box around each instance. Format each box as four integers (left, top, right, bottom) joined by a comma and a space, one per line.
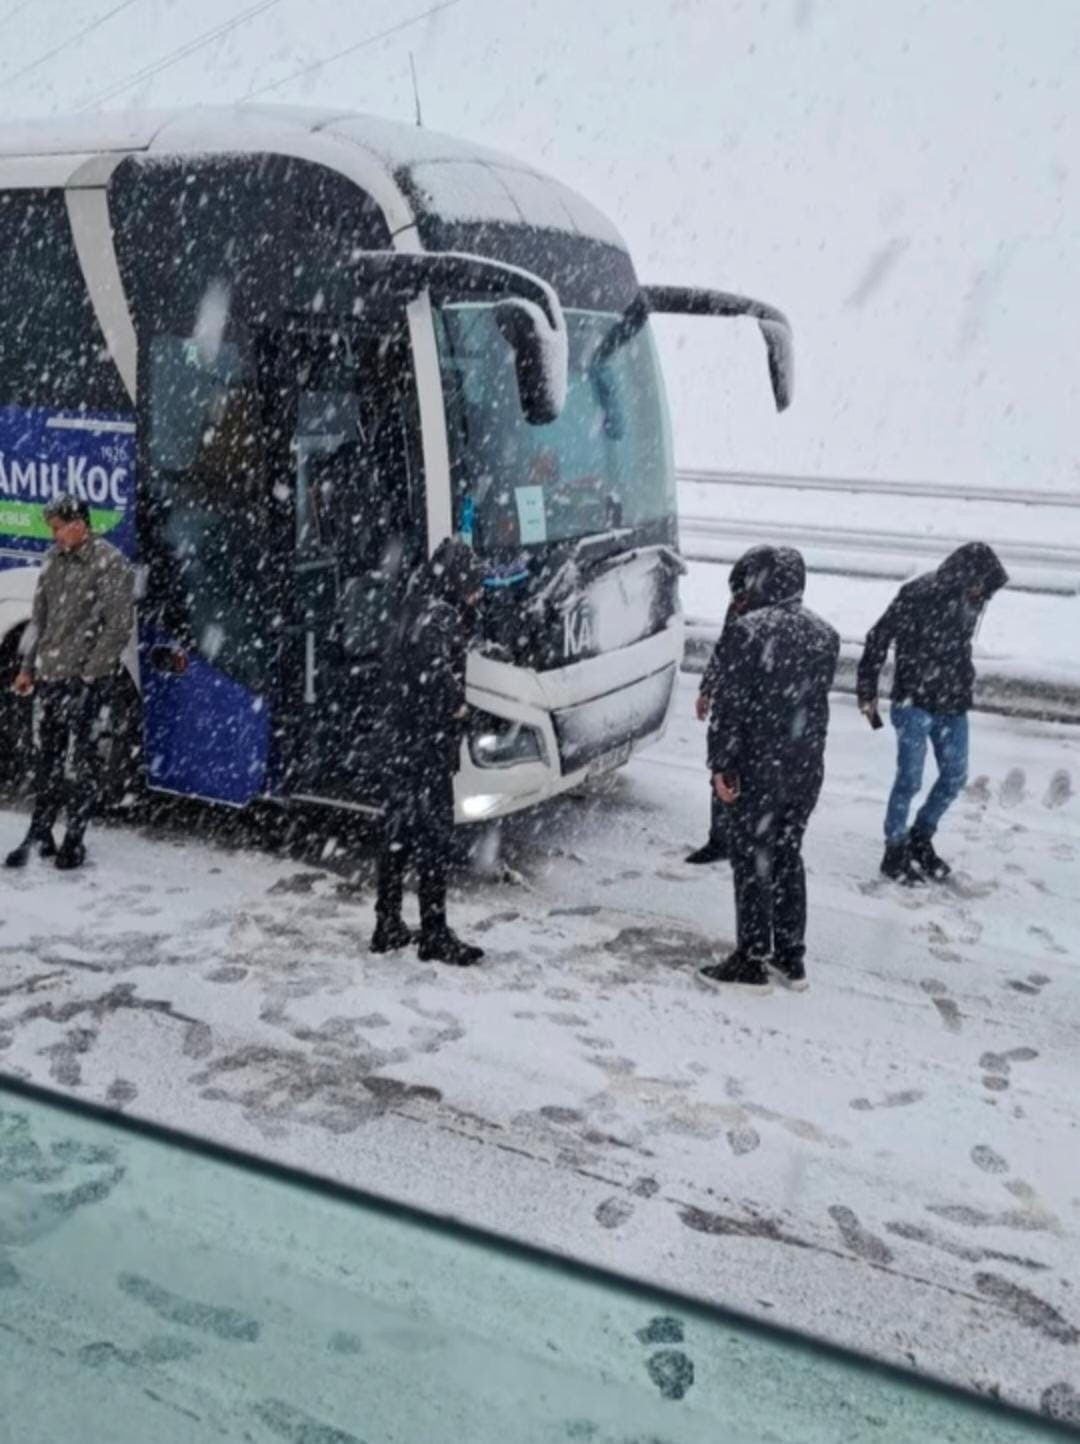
1, 677, 1079, 1417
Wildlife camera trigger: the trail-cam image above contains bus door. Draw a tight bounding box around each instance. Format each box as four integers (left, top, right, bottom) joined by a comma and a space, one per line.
260, 319, 415, 803
138, 329, 280, 805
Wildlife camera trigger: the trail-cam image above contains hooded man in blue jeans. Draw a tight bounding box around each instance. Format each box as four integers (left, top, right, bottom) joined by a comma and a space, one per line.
857, 542, 1008, 884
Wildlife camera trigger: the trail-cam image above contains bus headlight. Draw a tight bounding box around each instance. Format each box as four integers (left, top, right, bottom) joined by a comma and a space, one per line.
461, 794, 501, 819
468, 711, 546, 768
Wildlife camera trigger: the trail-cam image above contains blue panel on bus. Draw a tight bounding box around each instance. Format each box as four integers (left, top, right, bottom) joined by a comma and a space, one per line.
140, 633, 269, 806
0, 406, 136, 558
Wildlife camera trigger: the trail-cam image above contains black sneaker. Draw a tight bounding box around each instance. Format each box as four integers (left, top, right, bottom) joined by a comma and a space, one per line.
54, 837, 86, 871
771, 956, 809, 992
909, 830, 951, 880
880, 840, 924, 886
698, 952, 772, 993
417, 927, 484, 966
684, 840, 728, 865
370, 917, 414, 953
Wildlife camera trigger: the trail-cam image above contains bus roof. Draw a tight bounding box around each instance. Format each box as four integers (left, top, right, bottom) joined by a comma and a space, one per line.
0, 105, 626, 250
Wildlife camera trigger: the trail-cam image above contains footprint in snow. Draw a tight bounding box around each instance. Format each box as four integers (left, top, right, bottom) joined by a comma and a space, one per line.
828, 1205, 894, 1265
1044, 769, 1073, 810
966, 774, 992, 804
1006, 974, 1052, 995
595, 1196, 634, 1229
850, 1089, 924, 1112
1041, 1382, 1080, 1425
726, 1126, 760, 1156
999, 768, 1026, 807
635, 1317, 695, 1402
971, 1144, 1009, 1175
920, 978, 962, 1032
1027, 925, 1067, 955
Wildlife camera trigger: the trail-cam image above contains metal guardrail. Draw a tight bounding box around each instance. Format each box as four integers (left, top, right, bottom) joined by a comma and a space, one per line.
678, 467, 1080, 510
676, 472, 1080, 598
679, 519, 1080, 597
683, 628, 1080, 725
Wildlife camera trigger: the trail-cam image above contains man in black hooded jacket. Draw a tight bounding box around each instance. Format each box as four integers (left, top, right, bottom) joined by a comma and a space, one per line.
857, 541, 1008, 883
371, 537, 487, 966
685, 547, 767, 865
700, 546, 839, 993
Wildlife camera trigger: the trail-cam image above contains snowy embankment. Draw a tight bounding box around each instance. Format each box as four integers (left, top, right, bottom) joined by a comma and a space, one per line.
678, 474, 1080, 719
1, 679, 1078, 1418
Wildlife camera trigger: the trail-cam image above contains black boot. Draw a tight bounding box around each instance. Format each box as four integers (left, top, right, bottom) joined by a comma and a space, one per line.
372, 842, 410, 952
54, 833, 87, 871
371, 916, 414, 953
417, 926, 484, 966
909, 829, 951, 880
685, 839, 728, 865
880, 839, 924, 885
416, 862, 483, 966
771, 954, 809, 992
5, 825, 57, 869
698, 951, 772, 993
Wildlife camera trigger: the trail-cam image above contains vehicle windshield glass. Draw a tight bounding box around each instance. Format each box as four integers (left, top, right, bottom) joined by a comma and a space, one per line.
0, 1076, 1064, 1444
435, 304, 675, 556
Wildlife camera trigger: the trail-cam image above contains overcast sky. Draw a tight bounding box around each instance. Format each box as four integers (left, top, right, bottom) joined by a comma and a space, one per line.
4, 0, 1079, 487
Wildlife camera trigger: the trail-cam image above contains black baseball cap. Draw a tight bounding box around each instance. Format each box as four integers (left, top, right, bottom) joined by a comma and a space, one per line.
43, 495, 91, 525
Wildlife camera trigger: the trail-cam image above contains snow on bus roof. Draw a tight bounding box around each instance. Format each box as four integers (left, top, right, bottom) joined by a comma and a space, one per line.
321, 112, 624, 245
0, 105, 625, 247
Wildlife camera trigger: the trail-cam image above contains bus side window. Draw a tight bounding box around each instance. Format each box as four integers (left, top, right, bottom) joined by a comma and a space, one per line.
145, 335, 271, 690
297, 350, 414, 581
0, 189, 129, 413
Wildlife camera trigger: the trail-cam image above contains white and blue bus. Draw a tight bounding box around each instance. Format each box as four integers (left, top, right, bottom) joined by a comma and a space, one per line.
0, 107, 791, 823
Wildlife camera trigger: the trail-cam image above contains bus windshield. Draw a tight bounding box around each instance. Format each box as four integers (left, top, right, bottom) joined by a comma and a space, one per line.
436, 304, 675, 557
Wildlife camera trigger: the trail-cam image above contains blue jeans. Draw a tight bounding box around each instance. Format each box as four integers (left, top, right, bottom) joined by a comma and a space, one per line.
884, 705, 969, 843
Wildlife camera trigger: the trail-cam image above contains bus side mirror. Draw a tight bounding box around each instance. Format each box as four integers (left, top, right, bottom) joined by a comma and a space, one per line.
493, 298, 568, 426
346, 250, 569, 425
638, 285, 794, 413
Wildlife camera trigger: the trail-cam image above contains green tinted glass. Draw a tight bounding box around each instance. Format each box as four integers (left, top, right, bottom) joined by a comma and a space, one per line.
0, 1079, 1068, 1443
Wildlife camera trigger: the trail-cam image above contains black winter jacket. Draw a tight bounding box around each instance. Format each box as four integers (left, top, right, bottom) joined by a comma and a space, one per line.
699, 604, 738, 701
707, 547, 840, 785
856, 542, 1008, 715
376, 539, 486, 792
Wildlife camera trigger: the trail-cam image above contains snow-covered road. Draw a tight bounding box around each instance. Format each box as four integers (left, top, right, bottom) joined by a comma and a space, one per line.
1, 679, 1078, 1418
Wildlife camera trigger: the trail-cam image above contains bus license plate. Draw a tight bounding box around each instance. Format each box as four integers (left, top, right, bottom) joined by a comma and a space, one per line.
586, 741, 632, 780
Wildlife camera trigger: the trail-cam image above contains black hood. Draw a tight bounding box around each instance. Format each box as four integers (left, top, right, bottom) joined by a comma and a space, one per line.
729, 544, 774, 601
935, 542, 1009, 596
734, 545, 807, 612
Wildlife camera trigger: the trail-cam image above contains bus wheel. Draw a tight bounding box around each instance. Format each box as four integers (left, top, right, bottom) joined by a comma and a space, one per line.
455, 818, 503, 873
0, 631, 34, 799
97, 672, 145, 816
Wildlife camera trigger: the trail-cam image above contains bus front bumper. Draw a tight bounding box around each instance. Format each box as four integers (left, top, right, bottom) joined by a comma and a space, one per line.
454, 617, 684, 823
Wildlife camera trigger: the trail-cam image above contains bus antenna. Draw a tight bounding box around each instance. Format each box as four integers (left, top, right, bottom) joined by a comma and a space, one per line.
409, 52, 423, 128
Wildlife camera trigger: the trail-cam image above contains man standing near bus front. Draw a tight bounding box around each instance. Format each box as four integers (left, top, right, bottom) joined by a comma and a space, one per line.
370, 537, 488, 966
5, 494, 134, 872
686, 547, 768, 864
699, 546, 839, 993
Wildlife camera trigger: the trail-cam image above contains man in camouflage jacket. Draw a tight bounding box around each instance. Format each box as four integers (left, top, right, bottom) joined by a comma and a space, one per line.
6, 494, 134, 871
